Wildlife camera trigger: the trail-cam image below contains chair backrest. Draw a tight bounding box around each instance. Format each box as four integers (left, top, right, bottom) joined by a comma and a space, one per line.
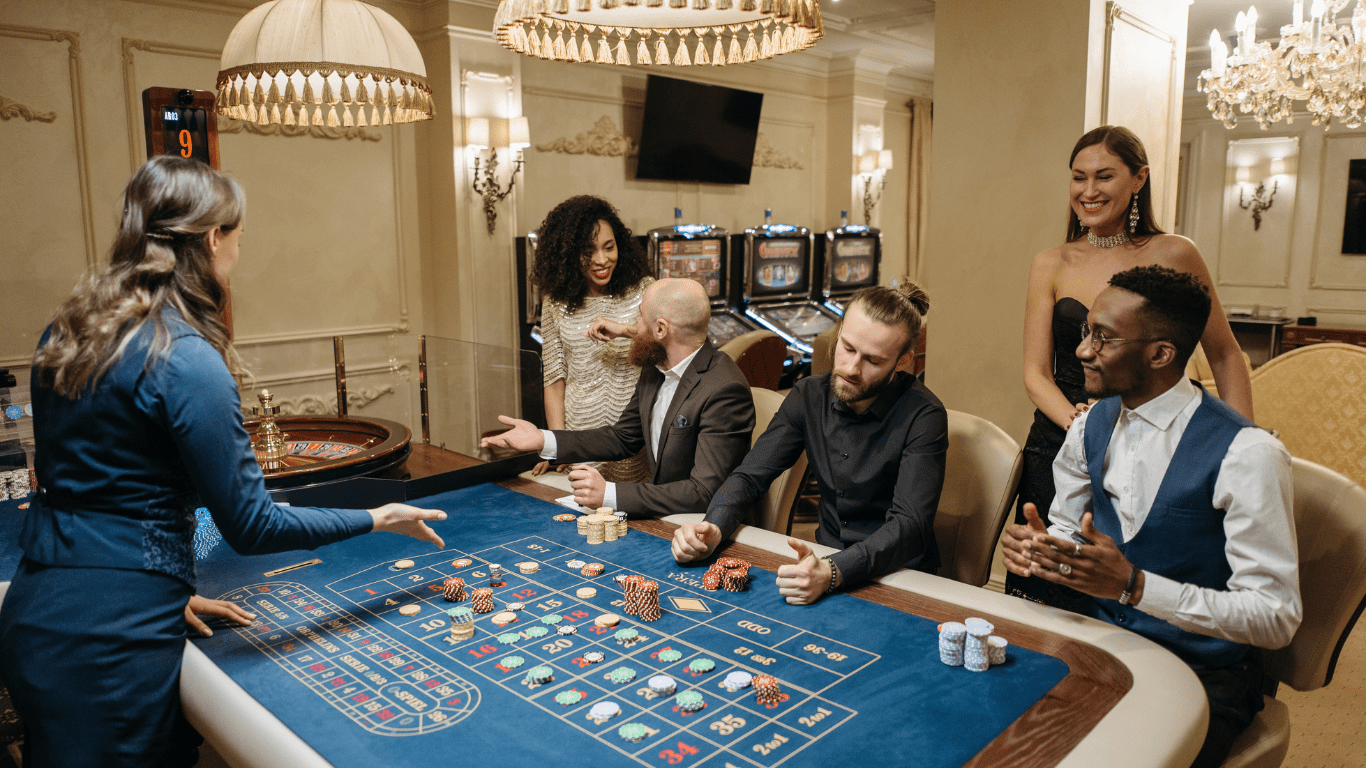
749, 387, 808, 535
934, 410, 1023, 587
719, 330, 787, 390
1183, 344, 1251, 399
811, 325, 838, 376
1250, 342, 1366, 487
1265, 457, 1366, 692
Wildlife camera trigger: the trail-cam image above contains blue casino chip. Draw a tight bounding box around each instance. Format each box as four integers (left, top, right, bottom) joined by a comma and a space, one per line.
3, 405, 22, 420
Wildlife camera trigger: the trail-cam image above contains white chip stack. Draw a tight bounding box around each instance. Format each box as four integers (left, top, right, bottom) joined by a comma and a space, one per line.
2, 468, 31, 500
963, 617, 994, 672
938, 622, 966, 667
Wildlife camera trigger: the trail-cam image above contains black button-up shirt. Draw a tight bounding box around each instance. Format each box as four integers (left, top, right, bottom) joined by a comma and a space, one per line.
704, 370, 947, 586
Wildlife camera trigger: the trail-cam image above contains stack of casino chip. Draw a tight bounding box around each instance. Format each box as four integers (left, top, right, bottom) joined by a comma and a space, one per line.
577, 515, 590, 536
447, 606, 475, 641
603, 515, 619, 542
581, 562, 604, 578
721, 568, 749, 592
613, 510, 628, 537
938, 622, 967, 667
674, 690, 705, 713
586, 517, 605, 545
488, 563, 505, 587
621, 575, 645, 615
987, 636, 1009, 666
964, 618, 994, 673
613, 628, 640, 647
525, 665, 555, 686
752, 674, 782, 705
647, 674, 676, 696
442, 577, 467, 602
471, 587, 495, 614
2, 468, 31, 500
618, 723, 648, 743
722, 670, 753, 692
637, 580, 661, 621
517, 561, 540, 574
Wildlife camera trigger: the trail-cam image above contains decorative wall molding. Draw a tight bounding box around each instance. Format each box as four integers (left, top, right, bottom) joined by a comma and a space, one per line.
0, 24, 96, 267
535, 115, 636, 157
0, 95, 56, 123
121, 38, 221, 173
216, 116, 383, 142
752, 132, 803, 170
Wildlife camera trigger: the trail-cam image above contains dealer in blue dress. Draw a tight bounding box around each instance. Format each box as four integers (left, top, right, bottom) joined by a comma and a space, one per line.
0, 156, 447, 768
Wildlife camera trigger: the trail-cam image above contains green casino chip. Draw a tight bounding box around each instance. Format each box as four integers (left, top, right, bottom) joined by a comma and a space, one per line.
613, 628, 639, 642
608, 666, 637, 684
618, 723, 648, 743
554, 690, 584, 706
675, 690, 704, 710
657, 649, 682, 662
498, 633, 521, 644
688, 657, 715, 673
526, 666, 554, 684
500, 655, 525, 669
524, 626, 549, 638
540, 614, 563, 625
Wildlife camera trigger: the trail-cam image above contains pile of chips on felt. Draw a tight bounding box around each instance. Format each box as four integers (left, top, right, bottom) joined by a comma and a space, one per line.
752, 674, 783, 705
442, 577, 466, 602
447, 606, 475, 641
0, 468, 32, 502
939, 617, 1008, 671
577, 507, 627, 545
634, 579, 661, 621
471, 587, 495, 614
702, 557, 751, 591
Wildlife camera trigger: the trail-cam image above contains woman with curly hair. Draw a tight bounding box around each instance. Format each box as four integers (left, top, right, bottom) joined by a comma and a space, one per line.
533, 195, 653, 483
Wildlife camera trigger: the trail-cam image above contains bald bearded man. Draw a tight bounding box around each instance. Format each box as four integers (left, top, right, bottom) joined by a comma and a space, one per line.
483, 278, 755, 517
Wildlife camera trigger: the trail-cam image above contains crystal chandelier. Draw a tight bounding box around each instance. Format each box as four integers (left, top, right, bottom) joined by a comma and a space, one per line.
1198, 0, 1366, 129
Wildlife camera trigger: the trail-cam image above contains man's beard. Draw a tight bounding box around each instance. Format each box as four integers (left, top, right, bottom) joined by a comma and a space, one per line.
629, 334, 668, 369
831, 367, 896, 405
1083, 363, 1144, 400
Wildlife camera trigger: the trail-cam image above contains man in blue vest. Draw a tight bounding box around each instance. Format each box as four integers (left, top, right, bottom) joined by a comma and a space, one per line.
1002, 265, 1300, 768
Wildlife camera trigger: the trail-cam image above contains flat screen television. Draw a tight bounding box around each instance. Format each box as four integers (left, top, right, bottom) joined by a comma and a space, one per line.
635, 75, 763, 185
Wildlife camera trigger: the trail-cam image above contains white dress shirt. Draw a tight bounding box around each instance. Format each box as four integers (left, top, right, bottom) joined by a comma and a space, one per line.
1047, 376, 1302, 649
541, 345, 702, 513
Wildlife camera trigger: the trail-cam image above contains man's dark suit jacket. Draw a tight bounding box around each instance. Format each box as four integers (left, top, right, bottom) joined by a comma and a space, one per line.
553, 341, 755, 517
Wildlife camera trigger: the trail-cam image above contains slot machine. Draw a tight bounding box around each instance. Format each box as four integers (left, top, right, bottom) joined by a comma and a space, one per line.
647, 209, 758, 348
741, 211, 841, 354
821, 212, 882, 316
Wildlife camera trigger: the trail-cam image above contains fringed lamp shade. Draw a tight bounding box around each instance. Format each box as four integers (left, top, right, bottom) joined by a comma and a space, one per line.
494, 0, 823, 67
216, 0, 434, 128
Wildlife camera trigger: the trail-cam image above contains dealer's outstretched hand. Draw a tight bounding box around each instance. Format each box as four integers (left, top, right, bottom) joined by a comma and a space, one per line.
672, 521, 721, 563
368, 503, 447, 549
775, 538, 831, 605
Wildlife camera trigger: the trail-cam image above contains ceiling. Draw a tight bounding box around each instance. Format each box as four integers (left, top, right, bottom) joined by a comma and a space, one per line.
809, 0, 935, 82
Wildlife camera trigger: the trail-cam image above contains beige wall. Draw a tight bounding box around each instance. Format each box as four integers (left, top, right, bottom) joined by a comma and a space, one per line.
924, 0, 1188, 443
1181, 115, 1366, 330
1, 0, 923, 441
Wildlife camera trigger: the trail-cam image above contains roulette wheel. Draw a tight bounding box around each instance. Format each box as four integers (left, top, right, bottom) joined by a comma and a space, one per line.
246, 390, 411, 490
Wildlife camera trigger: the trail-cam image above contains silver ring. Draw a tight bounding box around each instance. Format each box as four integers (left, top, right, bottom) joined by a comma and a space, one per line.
1058, 563, 1073, 576
1074, 542, 1082, 557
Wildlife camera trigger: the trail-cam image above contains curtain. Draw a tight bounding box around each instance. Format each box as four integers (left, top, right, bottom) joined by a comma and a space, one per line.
906, 98, 932, 283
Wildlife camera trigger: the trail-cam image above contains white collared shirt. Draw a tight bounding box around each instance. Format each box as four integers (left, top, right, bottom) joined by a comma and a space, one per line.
1047, 377, 1302, 649
541, 345, 702, 512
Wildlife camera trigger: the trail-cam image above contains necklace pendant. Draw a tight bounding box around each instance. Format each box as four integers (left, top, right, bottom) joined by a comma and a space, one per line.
1087, 230, 1129, 248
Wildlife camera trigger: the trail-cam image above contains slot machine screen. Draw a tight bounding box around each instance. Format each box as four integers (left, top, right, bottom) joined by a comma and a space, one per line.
657, 238, 723, 300
829, 237, 878, 291
750, 238, 808, 297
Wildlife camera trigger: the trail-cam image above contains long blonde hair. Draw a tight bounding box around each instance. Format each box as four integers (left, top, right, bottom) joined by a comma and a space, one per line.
35, 155, 245, 398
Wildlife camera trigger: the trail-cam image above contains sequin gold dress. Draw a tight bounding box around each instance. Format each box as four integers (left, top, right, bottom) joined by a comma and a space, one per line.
541, 278, 653, 483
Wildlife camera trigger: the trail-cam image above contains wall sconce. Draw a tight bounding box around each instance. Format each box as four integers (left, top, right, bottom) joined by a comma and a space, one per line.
1237, 162, 1277, 231
468, 115, 529, 234
858, 149, 894, 225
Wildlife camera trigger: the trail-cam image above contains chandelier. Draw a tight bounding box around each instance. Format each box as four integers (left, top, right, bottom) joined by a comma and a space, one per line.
492, 0, 824, 67
1199, 0, 1366, 129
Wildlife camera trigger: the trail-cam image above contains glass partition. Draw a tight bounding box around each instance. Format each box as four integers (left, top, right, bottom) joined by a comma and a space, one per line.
422, 336, 543, 461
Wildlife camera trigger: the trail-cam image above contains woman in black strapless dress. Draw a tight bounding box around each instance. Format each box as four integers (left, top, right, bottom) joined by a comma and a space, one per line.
1008, 126, 1255, 609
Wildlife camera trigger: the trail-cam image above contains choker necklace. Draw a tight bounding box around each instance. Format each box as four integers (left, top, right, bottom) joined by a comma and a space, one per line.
1087, 229, 1128, 248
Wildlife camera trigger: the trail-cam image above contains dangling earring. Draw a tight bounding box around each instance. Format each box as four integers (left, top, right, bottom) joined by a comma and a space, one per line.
1129, 194, 1139, 234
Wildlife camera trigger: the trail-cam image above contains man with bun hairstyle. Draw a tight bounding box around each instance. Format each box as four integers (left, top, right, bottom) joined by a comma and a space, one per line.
1002, 265, 1300, 768
672, 282, 948, 604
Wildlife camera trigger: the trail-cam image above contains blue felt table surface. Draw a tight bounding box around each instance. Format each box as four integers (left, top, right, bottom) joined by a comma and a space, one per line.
192, 483, 1069, 768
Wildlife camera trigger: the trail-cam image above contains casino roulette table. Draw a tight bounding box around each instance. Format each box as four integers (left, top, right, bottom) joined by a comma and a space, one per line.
180, 468, 1209, 768
244, 415, 411, 490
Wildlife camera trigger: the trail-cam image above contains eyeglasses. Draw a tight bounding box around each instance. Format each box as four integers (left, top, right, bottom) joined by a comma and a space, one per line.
1079, 322, 1168, 353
